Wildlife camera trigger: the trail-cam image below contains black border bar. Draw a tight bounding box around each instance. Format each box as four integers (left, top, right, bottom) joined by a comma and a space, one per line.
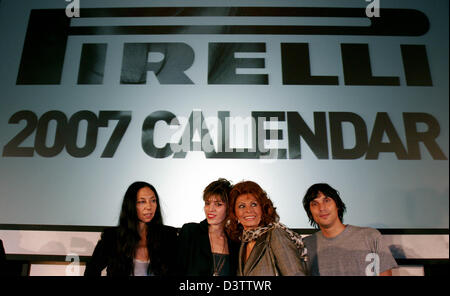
6, 254, 91, 263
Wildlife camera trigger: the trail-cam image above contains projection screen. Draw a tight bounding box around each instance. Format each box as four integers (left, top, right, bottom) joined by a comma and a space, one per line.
0, 0, 448, 231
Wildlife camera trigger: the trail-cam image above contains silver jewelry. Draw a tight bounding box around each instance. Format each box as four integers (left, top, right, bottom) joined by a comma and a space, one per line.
209, 232, 227, 276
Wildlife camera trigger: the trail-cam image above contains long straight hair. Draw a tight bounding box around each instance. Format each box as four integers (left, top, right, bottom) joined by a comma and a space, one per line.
113, 181, 164, 275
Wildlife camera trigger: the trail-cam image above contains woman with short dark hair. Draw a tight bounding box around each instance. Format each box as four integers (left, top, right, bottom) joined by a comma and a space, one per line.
177, 178, 239, 276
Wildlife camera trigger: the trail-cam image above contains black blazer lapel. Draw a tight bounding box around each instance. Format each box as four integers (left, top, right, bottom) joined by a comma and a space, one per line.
199, 219, 213, 274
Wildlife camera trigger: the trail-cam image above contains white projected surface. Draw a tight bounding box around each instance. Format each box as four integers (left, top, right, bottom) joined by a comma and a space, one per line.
0, 0, 448, 229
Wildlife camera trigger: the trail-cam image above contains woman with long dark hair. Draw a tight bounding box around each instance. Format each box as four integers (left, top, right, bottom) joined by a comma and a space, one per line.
85, 181, 178, 276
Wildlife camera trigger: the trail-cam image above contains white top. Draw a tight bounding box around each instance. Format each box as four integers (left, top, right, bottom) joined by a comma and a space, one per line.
133, 258, 151, 276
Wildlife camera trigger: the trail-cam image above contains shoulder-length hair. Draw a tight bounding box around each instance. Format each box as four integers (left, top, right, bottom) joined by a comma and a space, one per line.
302, 183, 347, 228
203, 178, 232, 204
226, 181, 279, 241
113, 181, 165, 275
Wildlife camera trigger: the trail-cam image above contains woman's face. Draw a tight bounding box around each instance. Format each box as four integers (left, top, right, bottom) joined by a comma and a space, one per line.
234, 193, 263, 230
204, 194, 227, 226
136, 186, 157, 223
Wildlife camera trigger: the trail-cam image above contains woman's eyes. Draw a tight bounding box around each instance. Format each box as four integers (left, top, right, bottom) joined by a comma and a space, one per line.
137, 198, 156, 204
205, 202, 224, 206
238, 202, 258, 208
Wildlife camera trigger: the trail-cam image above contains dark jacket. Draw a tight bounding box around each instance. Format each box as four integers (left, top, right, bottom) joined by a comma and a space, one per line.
84, 224, 178, 276
177, 219, 239, 276
0, 239, 6, 276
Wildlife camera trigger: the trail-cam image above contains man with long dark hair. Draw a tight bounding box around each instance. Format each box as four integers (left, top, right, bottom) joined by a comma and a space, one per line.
302, 183, 397, 276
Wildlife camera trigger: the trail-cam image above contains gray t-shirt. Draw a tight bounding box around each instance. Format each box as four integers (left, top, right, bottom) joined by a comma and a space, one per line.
304, 225, 398, 276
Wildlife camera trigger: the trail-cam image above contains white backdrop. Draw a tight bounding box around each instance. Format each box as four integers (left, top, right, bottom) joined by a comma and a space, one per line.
0, 0, 448, 230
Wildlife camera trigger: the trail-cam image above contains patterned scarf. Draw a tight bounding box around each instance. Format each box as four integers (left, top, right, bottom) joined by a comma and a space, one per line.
241, 222, 308, 262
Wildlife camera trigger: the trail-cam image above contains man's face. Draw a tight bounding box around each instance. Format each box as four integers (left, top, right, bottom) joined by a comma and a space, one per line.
309, 191, 341, 229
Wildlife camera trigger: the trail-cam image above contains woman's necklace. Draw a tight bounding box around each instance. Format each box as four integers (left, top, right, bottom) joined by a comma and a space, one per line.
212, 253, 226, 276
209, 232, 227, 276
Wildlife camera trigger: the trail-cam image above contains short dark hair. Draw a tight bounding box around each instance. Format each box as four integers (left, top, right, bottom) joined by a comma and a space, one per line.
302, 183, 347, 228
203, 178, 232, 204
